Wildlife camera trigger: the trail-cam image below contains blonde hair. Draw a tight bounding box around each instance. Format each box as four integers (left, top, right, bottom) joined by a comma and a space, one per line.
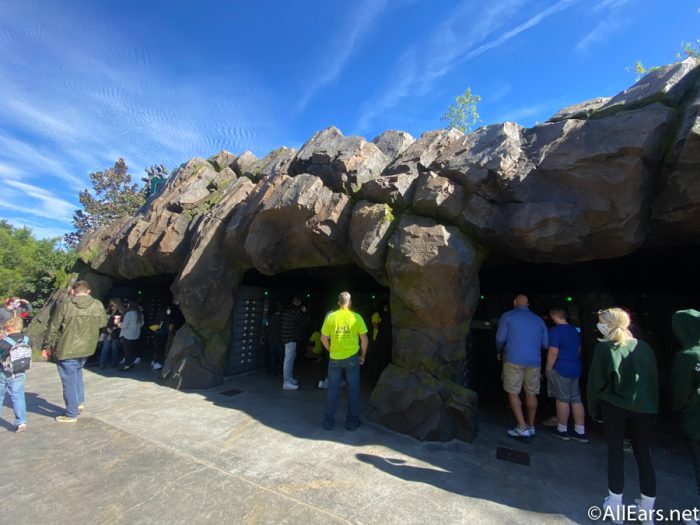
3, 316, 23, 334
597, 308, 634, 346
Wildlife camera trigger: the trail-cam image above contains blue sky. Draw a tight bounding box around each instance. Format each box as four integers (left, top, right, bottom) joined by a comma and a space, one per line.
0, 0, 697, 240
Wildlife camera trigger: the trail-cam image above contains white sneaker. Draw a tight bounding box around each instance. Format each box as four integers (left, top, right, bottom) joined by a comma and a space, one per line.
318, 379, 328, 389
507, 426, 532, 438
634, 496, 655, 525
282, 381, 299, 390
133, 357, 142, 365
153, 362, 163, 370
119, 358, 125, 365
603, 496, 624, 525
290, 378, 299, 385
527, 426, 536, 436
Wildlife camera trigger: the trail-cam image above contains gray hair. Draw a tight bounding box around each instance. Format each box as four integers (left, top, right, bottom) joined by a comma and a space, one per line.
338, 291, 351, 306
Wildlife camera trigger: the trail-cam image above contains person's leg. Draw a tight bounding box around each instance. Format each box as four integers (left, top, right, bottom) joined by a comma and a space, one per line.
524, 393, 538, 428
556, 400, 570, 426
122, 338, 134, 366
76, 358, 86, 407
0, 373, 8, 422
282, 342, 296, 384
572, 402, 586, 428
503, 363, 527, 430
99, 338, 110, 369
602, 401, 627, 496
110, 337, 120, 367
523, 367, 540, 429
345, 355, 361, 429
7, 373, 26, 426
323, 359, 343, 429
57, 359, 80, 417
628, 412, 656, 498
688, 437, 700, 502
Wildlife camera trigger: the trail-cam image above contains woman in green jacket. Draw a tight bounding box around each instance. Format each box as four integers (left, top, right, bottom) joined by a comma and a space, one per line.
588, 308, 659, 524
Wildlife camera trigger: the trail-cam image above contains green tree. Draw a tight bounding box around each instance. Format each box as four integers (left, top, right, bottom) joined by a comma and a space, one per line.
442, 87, 481, 133
629, 39, 699, 81
65, 158, 145, 247
0, 221, 76, 309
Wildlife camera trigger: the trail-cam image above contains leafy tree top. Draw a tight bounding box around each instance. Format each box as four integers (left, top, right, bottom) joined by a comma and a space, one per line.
442, 87, 481, 134
65, 158, 145, 247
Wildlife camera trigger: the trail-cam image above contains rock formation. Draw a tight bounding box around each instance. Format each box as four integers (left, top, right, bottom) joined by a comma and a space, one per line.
31, 58, 700, 442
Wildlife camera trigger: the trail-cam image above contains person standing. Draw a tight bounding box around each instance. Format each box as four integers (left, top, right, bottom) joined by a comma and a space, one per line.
545, 307, 588, 442
0, 297, 32, 326
99, 298, 123, 369
495, 294, 548, 438
280, 297, 305, 390
119, 302, 144, 371
320, 291, 368, 431
0, 316, 30, 432
588, 308, 658, 525
43, 281, 108, 423
670, 309, 700, 523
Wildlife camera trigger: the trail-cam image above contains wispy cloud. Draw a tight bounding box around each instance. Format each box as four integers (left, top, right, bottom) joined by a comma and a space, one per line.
2, 179, 76, 221
575, 0, 635, 55
356, 0, 579, 132
297, 0, 392, 111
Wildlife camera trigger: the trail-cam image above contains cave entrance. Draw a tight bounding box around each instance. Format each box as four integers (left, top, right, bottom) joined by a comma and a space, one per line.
226, 265, 391, 387
468, 248, 700, 421
101, 274, 177, 367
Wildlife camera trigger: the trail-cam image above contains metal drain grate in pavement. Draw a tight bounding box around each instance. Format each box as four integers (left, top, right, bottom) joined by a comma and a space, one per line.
219, 389, 244, 397
496, 446, 531, 466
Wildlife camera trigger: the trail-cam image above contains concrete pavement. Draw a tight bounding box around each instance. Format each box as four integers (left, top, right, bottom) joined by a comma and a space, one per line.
0, 361, 696, 525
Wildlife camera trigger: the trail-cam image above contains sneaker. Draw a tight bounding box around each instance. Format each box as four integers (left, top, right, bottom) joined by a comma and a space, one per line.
120, 365, 133, 371
153, 362, 163, 370
282, 381, 299, 390
527, 426, 536, 436
569, 431, 589, 444
541, 416, 558, 427
15, 423, 26, 433
290, 378, 299, 385
133, 357, 142, 365
318, 379, 328, 389
150, 360, 155, 366
119, 358, 125, 365
603, 496, 624, 525
56, 416, 78, 423
346, 420, 362, 431
507, 426, 531, 438
78, 404, 85, 415
550, 427, 570, 440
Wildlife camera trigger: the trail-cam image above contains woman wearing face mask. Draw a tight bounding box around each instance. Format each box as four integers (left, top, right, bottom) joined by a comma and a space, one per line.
587, 308, 659, 525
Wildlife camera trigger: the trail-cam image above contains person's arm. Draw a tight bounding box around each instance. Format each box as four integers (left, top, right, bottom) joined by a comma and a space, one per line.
546, 347, 559, 372
670, 352, 694, 414
541, 321, 549, 350
320, 334, 330, 352
495, 316, 507, 360
586, 344, 609, 422
359, 332, 369, 365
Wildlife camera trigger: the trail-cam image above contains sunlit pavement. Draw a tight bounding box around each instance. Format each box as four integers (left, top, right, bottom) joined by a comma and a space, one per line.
0, 361, 695, 525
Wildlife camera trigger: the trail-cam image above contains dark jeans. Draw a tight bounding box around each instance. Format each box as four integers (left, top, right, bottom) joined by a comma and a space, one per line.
323, 353, 361, 429
122, 337, 139, 365
689, 437, 700, 499
57, 358, 86, 418
153, 334, 167, 364
602, 401, 656, 497
100, 336, 120, 368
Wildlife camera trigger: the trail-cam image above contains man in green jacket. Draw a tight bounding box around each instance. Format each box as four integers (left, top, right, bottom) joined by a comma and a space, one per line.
44, 280, 108, 423
671, 309, 700, 513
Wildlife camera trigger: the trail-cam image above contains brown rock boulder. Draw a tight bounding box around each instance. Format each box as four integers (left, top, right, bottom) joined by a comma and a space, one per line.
348, 201, 396, 282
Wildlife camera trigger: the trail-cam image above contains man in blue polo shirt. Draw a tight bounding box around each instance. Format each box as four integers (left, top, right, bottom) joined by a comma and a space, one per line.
496, 294, 548, 438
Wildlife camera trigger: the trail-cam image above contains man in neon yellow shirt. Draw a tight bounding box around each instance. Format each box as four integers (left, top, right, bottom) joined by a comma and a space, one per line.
320, 291, 368, 431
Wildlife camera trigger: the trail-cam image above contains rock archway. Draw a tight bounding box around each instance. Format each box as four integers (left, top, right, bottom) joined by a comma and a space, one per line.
29, 57, 700, 443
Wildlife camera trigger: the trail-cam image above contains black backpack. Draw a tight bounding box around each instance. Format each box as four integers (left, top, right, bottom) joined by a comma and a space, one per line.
2, 335, 32, 375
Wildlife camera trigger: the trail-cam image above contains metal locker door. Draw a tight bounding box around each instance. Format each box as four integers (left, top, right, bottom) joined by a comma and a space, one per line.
227, 286, 266, 375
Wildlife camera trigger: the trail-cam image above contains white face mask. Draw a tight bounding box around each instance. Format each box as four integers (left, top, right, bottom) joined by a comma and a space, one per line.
597, 323, 610, 337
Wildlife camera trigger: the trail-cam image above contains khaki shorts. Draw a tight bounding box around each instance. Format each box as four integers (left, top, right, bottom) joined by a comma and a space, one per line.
502, 362, 540, 395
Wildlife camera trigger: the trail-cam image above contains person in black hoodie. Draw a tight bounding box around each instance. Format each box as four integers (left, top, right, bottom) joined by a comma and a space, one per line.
280, 297, 304, 390
671, 309, 700, 522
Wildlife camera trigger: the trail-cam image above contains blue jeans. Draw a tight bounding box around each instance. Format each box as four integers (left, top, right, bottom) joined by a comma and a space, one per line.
99, 337, 120, 368
323, 353, 361, 429
283, 342, 297, 383
57, 358, 86, 418
0, 372, 26, 426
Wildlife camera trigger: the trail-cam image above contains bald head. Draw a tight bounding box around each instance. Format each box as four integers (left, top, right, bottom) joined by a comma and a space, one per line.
514, 294, 529, 307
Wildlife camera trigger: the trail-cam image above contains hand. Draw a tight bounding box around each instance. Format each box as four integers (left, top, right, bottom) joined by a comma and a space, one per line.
359, 354, 366, 365
41, 348, 52, 360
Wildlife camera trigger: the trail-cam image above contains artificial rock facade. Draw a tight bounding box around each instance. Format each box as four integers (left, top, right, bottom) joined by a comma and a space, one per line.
31, 58, 700, 442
